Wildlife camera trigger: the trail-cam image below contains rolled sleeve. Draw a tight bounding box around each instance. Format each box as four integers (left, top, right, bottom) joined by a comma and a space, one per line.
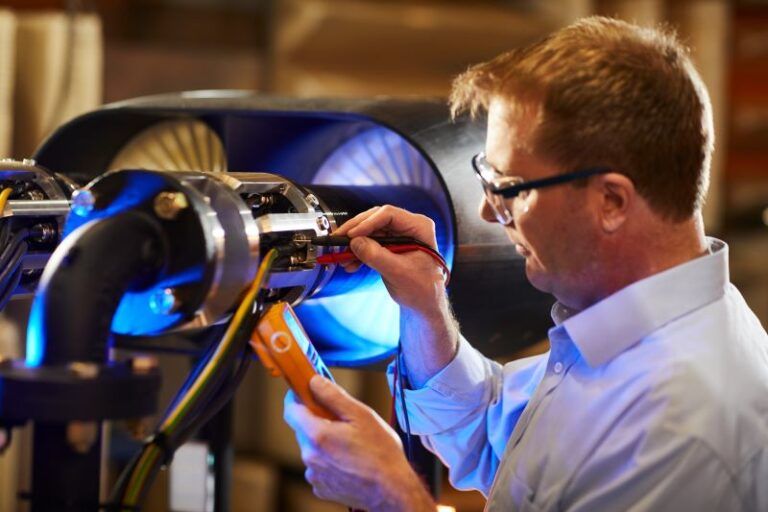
387, 335, 496, 435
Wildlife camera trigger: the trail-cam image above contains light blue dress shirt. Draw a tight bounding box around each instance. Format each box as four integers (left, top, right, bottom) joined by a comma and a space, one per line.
390, 238, 768, 511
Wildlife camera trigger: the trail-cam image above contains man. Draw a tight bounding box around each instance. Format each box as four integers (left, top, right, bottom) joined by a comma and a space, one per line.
284, 16, 768, 511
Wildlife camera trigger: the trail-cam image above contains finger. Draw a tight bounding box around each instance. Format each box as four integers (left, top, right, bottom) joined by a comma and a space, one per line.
309, 375, 368, 421
347, 206, 437, 247
334, 206, 381, 236
284, 392, 325, 437
342, 261, 363, 273
349, 236, 407, 278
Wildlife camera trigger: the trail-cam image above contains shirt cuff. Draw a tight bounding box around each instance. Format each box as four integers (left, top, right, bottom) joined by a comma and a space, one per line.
387, 335, 495, 436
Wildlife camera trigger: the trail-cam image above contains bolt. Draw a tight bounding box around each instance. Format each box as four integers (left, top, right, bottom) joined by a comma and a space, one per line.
68, 361, 99, 379
30, 223, 56, 244
71, 189, 95, 217
24, 189, 45, 201
149, 287, 179, 315
153, 191, 188, 220
66, 421, 98, 454
131, 355, 158, 374
305, 194, 320, 208
316, 216, 330, 231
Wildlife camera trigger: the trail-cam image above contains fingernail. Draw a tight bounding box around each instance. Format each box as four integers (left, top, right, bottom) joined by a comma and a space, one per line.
311, 375, 329, 388
350, 238, 366, 251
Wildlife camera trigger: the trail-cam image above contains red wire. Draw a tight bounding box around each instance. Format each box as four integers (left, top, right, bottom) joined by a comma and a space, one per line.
316, 244, 450, 285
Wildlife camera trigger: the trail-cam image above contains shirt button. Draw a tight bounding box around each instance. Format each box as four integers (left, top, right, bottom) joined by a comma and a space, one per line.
553, 362, 564, 374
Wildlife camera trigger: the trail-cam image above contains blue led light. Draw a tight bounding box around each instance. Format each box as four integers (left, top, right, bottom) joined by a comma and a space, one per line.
25, 294, 46, 367
149, 288, 177, 315
70, 189, 95, 217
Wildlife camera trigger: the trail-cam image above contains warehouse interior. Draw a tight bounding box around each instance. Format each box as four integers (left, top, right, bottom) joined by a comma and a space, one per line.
0, 0, 765, 511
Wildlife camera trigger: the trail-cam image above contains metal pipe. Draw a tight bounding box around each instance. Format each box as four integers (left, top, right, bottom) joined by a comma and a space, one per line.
4, 199, 71, 217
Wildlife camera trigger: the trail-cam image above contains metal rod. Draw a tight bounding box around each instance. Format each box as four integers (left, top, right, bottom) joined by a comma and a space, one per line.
4, 200, 71, 217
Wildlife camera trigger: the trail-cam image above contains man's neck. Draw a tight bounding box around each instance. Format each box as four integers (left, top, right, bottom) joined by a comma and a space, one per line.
566, 214, 708, 311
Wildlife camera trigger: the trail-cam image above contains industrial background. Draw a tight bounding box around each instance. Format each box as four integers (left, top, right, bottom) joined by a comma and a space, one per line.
0, 0, 765, 511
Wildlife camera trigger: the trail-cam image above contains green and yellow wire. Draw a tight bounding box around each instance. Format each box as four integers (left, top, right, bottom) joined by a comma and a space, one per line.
119, 248, 279, 509
0, 188, 13, 216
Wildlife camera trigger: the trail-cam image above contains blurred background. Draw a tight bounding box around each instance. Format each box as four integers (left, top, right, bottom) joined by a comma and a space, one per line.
0, 0, 765, 511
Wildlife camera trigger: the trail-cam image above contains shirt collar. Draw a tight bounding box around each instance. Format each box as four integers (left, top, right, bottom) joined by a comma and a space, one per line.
550, 237, 729, 368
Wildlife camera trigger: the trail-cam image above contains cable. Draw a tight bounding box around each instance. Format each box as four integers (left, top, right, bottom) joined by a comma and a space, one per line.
312, 235, 450, 284
0, 188, 12, 215
114, 249, 279, 510
395, 342, 413, 463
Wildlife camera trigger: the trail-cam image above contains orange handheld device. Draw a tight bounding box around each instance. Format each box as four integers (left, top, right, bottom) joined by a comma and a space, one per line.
250, 301, 336, 420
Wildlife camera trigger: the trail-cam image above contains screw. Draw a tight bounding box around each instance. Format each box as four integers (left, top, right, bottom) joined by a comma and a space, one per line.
149, 287, 179, 315
66, 421, 98, 454
71, 189, 95, 217
30, 223, 56, 244
21, 158, 36, 166
316, 216, 330, 231
305, 194, 320, 208
153, 191, 188, 220
68, 361, 99, 379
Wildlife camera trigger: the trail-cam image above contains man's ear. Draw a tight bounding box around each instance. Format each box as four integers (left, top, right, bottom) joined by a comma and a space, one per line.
596, 173, 635, 233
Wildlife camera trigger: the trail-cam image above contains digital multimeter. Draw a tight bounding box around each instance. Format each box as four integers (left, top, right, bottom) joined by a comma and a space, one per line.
250, 301, 336, 420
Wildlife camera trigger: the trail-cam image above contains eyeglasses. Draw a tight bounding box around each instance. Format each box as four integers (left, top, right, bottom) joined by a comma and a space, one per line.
472, 152, 611, 225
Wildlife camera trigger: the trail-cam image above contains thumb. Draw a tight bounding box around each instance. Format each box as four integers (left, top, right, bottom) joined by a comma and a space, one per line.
350, 237, 404, 278
309, 375, 366, 421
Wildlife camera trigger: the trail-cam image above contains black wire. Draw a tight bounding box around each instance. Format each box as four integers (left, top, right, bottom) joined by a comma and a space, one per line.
0, 261, 23, 311
0, 240, 26, 311
396, 343, 414, 463
0, 230, 28, 272
171, 351, 252, 447
110, 293, 264, 510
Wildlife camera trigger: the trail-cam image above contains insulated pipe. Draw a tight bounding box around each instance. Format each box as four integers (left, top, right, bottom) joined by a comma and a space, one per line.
26, 211, 166, 366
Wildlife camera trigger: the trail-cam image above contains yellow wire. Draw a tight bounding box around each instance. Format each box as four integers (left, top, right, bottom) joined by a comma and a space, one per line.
122, 249, 279, 506
0, 188, 12, 216
160, 248, 278, 432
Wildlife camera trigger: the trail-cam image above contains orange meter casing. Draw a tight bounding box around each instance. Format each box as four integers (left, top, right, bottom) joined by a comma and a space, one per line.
250, 301, 336, 420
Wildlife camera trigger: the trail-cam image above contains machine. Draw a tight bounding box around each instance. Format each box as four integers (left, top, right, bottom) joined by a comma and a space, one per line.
0, 92, 553, 511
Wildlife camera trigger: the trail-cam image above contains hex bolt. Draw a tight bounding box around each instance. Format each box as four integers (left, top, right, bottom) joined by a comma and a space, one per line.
71, 189, 95, 217
68, 361, 99, 379
30, 223, 56, 244
316, 216, 330, 231
153, 191, 188, 220
66, 421, 98, 454
305, 194, 320, 208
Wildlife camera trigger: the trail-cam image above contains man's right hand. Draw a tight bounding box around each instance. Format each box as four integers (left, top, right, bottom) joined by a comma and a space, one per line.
334, 205, 445, 315
334, 205, 459, 387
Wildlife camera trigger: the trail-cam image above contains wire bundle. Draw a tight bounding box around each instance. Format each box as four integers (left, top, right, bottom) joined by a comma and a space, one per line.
0, 188, 27, 310
111, 249, 279, 511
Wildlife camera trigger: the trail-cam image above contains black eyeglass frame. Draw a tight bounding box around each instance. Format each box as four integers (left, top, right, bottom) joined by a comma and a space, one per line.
472, 152, 612, 198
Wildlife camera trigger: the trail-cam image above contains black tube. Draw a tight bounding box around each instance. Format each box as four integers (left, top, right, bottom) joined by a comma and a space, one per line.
32, 211, 166, 365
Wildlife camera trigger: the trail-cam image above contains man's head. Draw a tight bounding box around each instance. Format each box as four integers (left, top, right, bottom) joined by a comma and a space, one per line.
452, 16, 713, 308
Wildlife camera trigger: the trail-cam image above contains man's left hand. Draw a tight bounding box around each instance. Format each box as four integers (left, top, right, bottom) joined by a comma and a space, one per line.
283, 376, 436, 511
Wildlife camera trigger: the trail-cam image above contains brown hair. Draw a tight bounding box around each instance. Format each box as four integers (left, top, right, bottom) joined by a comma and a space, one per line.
450, 16, 714, 221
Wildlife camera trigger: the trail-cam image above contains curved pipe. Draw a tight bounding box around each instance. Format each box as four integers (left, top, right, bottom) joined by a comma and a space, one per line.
26, 211, 166, 366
